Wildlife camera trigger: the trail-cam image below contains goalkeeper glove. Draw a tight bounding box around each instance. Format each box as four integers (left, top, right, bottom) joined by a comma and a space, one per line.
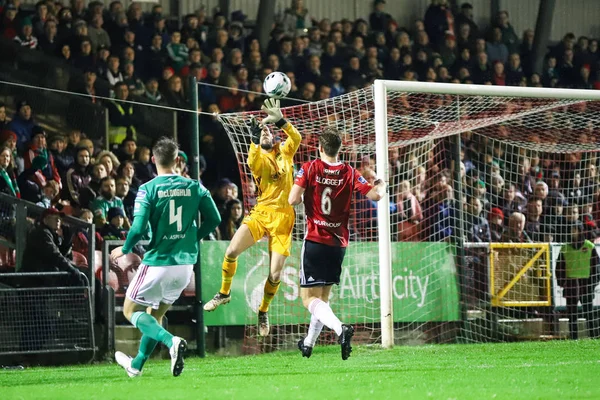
248, 116, 261, 145
261, 98, 285, 126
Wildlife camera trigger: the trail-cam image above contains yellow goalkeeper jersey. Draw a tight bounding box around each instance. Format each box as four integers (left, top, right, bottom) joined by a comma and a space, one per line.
247, 121, 301, 212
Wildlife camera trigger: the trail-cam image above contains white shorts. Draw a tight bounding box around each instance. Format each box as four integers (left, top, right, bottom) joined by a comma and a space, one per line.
126, 264, 193, 309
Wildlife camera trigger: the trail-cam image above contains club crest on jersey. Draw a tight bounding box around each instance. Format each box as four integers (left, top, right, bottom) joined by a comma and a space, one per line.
358, 176, 367, 184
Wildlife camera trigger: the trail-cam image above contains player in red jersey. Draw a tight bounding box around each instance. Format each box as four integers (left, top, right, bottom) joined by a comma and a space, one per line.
288, 127, 386, 360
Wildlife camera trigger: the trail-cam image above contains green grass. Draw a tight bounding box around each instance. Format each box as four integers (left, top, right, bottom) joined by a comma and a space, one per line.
1, 341, 600, 400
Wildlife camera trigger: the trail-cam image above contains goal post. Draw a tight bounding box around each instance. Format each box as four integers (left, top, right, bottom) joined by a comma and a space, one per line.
216, 78, 600, 353
374, 80, 394, 348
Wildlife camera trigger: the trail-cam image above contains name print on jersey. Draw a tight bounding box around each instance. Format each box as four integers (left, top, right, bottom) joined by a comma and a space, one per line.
157, 188, 192, 198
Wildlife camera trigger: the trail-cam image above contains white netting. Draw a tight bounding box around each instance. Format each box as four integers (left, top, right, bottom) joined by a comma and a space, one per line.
218, 84, 600, 351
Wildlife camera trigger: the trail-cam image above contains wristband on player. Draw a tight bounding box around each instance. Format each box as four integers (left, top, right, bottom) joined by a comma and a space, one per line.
275, 118, 288, 129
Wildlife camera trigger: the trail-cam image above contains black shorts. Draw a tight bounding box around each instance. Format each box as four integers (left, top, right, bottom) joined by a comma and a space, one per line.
300, 240, 347, 288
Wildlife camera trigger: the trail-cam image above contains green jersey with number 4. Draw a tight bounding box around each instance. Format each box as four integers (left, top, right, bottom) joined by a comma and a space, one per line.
123, 174, 212, 266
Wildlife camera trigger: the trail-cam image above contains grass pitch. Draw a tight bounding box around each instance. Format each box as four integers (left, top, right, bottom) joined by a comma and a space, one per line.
1, 340, 599, 400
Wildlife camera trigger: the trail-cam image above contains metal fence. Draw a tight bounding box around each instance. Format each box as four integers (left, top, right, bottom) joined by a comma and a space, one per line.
0, 272, 95, 358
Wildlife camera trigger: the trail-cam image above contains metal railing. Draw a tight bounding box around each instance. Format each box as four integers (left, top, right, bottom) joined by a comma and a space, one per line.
0, 271, 95, 358
0, 193, 96, 301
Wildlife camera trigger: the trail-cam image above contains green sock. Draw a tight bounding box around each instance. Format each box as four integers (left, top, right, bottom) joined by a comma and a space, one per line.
131, 335, 158, 371
131, 311, 174, 348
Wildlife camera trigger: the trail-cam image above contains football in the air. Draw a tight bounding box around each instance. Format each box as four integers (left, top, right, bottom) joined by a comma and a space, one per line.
263, 71, 291, 99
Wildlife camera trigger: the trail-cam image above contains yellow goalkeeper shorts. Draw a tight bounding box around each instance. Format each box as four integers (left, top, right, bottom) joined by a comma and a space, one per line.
243, 205, 295, 257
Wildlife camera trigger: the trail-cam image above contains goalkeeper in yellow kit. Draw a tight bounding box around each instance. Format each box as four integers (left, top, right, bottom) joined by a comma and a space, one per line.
204, 98, 301, 336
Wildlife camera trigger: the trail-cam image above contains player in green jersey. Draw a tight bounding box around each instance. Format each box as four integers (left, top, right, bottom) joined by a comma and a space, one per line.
110, 137, 221, 378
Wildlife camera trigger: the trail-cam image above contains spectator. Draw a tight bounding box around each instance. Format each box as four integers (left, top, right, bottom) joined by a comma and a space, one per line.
91, 176, 127, 228
492, 61, 505, 86
520, 29, 534, 76
489, 207, 504, 241
502, 212, 531, 242
115, 176, 134, 221
144, 34, 167, 81
99, 206, 128, 240
133, 145, 156, 183
166, 31, 189, 73
455, 3, 479, 39
505, 53, 524, 86
122, 62, 145, 96
106, 82, 137, 145
466, 196, 491, 243
21, 208, 85, 286
63, 146, 92, 208
24, 127, 61, 188
0, 103, 7, 133
495, 10, 519, 55
471, 52, 492, 84
525, 197, 544, 241
88, 12, 111, 53
556, 221, 600, 339
486, 27, 509, 64
14, 17, 38, 49
424, 0, 453, 50
0, 4, 19, 39
369, 0, 392, 33
105, 55, 124, 86
279, 0, 313, 36
142, 77, 164, 104
397, 180, 423, 241
48, 134, 73, 178
0, 129, 24, 175
7, 99, 35, 151
216, 198, 243, 240
36, 180, 60, 209
0, 146, 20, 198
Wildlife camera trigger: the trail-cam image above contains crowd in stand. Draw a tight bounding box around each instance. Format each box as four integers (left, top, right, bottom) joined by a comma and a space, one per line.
0, 0, 599, 263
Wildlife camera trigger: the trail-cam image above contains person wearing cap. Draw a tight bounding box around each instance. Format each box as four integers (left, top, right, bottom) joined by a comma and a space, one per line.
489, 207, 504, 241
0, 129, 24, 174
14, 16, 38, 49
24, 126, 61, 188
7, 99, 35, 151
1, 3, 20, 39
21, 207, 85, 286
99, 206, 128, 240
556, 221, 600, 339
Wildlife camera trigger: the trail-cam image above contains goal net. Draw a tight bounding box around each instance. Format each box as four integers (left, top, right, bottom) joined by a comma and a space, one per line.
215, 81, 600, 352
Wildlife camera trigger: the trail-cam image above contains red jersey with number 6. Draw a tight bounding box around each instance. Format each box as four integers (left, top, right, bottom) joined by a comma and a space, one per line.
294, 159, 373, 247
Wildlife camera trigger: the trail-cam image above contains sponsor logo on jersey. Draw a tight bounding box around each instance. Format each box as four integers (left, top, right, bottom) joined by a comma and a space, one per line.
136, 189, 146, 200
358, 176, 367, 184
313, 218, 342, 228
316, 176, 344, 186
324, 168, 341, 175
296, 168, 304, 178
